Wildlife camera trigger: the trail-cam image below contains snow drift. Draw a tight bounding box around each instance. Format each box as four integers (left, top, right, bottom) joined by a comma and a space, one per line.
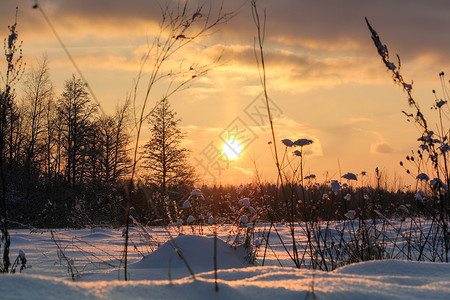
1, 229, 449, 299
131, 234, 252, 275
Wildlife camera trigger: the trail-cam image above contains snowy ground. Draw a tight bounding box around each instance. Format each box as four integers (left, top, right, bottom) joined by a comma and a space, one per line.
1, 225, 449, 299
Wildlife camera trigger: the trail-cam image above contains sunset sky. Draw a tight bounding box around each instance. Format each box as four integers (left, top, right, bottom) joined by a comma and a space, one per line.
1, 0, 449, 188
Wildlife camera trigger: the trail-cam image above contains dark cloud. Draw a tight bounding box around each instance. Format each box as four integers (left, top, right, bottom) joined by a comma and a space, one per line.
254, 1, 449, 57
0, 0, 448, 79
205, 44, 383, 87
219, 0, 450, 65
1, 0, 448, 61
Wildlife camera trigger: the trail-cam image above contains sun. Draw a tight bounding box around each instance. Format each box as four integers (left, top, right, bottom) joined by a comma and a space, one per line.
223, 139, 242, 160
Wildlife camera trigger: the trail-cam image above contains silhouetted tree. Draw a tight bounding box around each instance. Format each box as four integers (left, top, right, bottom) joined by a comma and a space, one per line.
142, 98, 194, 194
21, 57, 54, 181
56, 75, 98, 187
95, 100, 131, 185
1, 9, 24, 273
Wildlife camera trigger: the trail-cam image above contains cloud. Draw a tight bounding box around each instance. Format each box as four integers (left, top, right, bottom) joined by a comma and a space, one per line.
2, 0, 448, 60
371, 142, 394, 154
2, 0, 446, 101
200, 44, 387, 93
185, 115, 324, 162
233, 166, 253, 177
3, 0, 447, 62
370, 131, 394, 154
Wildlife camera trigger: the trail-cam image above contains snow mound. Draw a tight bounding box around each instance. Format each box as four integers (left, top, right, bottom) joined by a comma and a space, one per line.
131, 234, 252, 274
2, 261, 450, 300
2, 228, 450, 299
335, 259, 450, 278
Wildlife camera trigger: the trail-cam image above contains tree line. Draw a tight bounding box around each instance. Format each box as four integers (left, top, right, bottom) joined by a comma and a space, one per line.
0, 4, 204, 234
1, 56, 132, 227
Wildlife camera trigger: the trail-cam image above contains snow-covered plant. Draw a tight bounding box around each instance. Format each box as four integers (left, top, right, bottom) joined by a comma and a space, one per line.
367, 18, 449, 262
238, 198, 250, 208
342, 172, 357, 181
10, 250, 26, 273
330, 180, 341, 194
1, 8, 24, 273
344, 210, 356, 220
240, 215, 248, 226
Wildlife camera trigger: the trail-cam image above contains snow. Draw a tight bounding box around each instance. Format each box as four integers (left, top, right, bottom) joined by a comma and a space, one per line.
190, 189, 204, 199
386, 61, 397, 71
439, 144, 450, 153
192, 12, 202, 21
183, 200, 191, 208
331, 180, 341, 193
293, 138, 313, 146
238, 198, 250, 208
416, 190, 425, 203
436, 99, 447, 108
187, 215, 195, 224
281, 139, 294, 147
240, 215, 248, 224
131, 234, 251, 276
402, 82, 413, 92
399, 205, 409, 214
342, 172, 357, 181
1, 227, 449, 299
344, 210, 356, 220
430, 178, 448, 190
416, 173, 429, 181
2, 260, 449, 299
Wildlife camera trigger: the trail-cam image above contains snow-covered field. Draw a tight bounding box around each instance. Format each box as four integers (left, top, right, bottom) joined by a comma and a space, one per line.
1, 225, 449, 299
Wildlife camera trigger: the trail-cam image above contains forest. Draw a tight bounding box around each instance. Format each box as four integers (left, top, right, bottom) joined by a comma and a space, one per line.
0, 1, 449, 299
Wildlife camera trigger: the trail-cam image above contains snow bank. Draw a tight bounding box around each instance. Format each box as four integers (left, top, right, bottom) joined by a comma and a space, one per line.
2, 229, 450, 299
131, 234, 252, 276
1, 261, 449, 300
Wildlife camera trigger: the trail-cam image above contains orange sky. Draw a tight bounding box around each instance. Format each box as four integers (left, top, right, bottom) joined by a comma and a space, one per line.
1, 0, 449, 188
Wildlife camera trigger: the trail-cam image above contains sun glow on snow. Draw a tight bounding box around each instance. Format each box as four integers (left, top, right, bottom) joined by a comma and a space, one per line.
223, 139, 242, 160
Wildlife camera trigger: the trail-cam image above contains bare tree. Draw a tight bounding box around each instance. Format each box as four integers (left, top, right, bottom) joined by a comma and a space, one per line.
21, 57, 54, 177
42, 92, 58, 185
102, 100, 131, 184
86, 100, 131, 186
56, 75, 98, 187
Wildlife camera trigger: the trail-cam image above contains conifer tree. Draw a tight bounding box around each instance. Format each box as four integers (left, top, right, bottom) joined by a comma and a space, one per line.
142, 98, 193, 194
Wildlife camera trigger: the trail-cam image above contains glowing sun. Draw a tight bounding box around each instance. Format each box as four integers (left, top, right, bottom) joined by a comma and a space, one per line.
223, 139, 242, 159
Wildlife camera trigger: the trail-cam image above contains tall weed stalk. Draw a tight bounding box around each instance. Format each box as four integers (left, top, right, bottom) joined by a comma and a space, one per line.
366, 18, 449, 262
251, 0, 302, 269
121, 1, 236, 280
